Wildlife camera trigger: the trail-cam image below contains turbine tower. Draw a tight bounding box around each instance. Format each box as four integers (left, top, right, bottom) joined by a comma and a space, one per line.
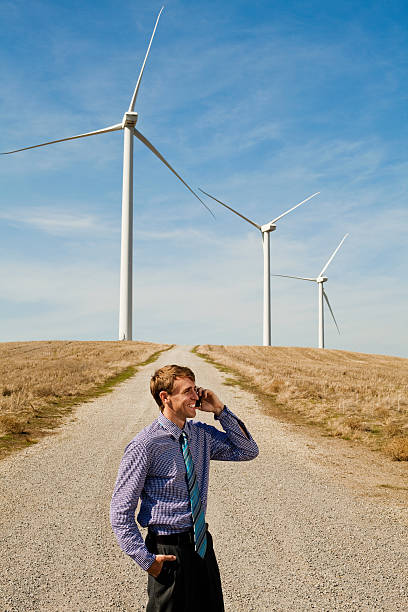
1, 7, 213, 341
273, 233, 349, 348
200, 189, 320, 346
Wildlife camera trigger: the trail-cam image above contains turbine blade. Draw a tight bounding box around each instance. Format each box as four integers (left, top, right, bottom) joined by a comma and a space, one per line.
128, 7, 164, 112
272, 274, 316, 281
269, 192, 320, 224
198, 189, 261, 229
134, 128, 215, 218
319, 233, 349, 277
323, 289, 340, 334
1, 123, 123, 155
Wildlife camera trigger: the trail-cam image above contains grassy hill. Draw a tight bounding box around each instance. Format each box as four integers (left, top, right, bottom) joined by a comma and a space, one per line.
1, 341, 407, 462
0, 340, 171, 458
195, 345, 408, 461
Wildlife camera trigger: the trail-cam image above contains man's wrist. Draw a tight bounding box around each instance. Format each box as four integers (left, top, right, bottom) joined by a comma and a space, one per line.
147, 556, 158, 575
213, 404, 225, 417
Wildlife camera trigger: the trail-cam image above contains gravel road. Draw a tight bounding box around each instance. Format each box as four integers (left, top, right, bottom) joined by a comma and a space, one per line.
1, 345, 407, 611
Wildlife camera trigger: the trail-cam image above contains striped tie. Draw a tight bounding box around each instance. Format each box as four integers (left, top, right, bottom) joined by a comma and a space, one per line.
180, 432, 207, 559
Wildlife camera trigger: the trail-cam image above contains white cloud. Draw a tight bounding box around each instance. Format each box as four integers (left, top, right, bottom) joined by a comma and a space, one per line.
0, 206, 117, 236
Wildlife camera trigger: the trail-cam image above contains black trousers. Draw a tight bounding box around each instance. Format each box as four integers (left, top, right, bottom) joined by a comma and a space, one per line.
145, 529, 224, 612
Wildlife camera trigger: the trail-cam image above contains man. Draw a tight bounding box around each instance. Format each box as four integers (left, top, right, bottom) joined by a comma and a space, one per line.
110, 364, 259, 611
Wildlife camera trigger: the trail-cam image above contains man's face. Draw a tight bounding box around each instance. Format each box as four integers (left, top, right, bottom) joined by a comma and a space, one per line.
162, 377, 199, 425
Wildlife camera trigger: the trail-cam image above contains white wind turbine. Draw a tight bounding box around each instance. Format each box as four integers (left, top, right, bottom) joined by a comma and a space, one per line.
199, 189, 320, 346
273, 233, 349, 348
1, 7, 213, 341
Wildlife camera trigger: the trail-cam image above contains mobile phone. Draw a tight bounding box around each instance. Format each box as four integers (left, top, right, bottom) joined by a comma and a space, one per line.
195, 387, 201, 407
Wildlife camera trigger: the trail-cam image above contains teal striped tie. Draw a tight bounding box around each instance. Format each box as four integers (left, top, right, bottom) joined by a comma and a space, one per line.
180, 432, 207, 558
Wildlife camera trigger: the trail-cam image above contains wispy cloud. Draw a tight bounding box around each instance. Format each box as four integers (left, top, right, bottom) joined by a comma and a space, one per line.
0, 206, 117, 237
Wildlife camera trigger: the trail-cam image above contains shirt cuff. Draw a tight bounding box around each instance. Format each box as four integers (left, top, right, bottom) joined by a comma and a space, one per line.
215, 405, 251, 437
134, 550, 156, 571
214, 405, 228, 420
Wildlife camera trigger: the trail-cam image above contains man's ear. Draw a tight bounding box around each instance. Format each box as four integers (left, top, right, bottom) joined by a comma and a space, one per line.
159, 390, 168, 406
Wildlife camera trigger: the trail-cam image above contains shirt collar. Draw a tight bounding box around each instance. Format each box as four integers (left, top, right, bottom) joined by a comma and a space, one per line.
158, 411, 185, 439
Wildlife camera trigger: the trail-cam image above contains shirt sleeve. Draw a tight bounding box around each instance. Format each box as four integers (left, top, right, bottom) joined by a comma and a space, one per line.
209, 406, 259, 461
110, 440, 156, 571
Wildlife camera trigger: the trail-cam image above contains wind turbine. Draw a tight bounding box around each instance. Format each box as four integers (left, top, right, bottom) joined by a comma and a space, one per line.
1, 7, 213, 341
199, 189, 320, 346
273, 233, 349, 348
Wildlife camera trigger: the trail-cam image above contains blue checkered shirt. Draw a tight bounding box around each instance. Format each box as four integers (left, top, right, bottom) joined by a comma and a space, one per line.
110, 406, 259, 570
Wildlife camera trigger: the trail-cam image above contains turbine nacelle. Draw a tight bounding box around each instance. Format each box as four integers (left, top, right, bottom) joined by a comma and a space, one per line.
122, 112, 139, 129
261, 222, 277, 233
316, 276, 328, 283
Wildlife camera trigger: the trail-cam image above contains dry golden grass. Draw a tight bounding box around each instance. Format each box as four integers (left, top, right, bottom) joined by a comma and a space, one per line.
195, 345, 408, 461
0, 340, 171, 457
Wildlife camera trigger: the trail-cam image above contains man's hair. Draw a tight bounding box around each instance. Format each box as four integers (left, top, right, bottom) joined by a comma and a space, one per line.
150, 364, 195, 410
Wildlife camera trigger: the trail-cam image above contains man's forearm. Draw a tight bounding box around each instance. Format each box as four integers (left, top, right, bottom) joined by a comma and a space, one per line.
110, 441, 155, 570
201, 388, 250, 438
111, 514, 156, 571
211, 406, 259, 461
215, 404, 249, 438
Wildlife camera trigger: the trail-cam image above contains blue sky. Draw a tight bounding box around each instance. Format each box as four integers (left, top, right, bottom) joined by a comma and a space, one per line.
1, 0, 407, 356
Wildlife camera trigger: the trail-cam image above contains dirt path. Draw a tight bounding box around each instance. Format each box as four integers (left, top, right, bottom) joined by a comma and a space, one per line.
1, 345, 407, 611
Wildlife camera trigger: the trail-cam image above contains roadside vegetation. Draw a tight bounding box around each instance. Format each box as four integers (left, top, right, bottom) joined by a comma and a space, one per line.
194, 345, 408, 461
0, 340, 171, 458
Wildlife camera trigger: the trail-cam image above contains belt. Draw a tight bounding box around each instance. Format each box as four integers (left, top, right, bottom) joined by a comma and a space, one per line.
148, 524, 208, 546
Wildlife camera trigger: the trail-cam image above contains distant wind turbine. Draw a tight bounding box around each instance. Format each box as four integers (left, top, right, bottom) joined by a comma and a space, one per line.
199, 189, 320, 346
1, 7, 213, 341
273, 233, 349, 348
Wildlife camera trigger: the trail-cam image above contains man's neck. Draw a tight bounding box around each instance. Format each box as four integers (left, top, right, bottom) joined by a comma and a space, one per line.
162, 408, 186, 430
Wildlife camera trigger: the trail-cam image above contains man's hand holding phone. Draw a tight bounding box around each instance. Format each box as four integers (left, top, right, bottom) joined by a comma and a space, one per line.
194, 386, 224, 417
195, 385, 249, 438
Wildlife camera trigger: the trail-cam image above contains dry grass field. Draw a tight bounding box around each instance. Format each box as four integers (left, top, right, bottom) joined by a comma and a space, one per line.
195, 345, 408, 461
0, 340, 171, 458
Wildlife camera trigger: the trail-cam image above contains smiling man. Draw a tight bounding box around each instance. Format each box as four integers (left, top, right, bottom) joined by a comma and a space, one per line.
110, 364, 259, 612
